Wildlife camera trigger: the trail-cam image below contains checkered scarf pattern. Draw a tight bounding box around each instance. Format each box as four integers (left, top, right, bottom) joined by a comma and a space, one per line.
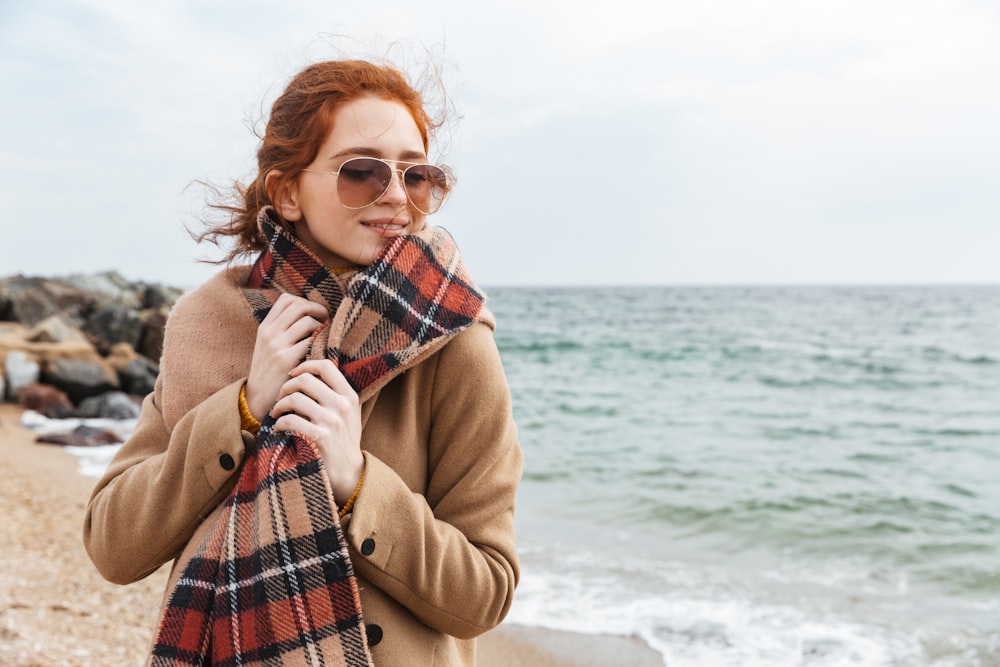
151, 209, 485, 666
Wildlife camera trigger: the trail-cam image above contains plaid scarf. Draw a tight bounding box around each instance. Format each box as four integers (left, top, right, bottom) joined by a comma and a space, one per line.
151, 209, 485, 666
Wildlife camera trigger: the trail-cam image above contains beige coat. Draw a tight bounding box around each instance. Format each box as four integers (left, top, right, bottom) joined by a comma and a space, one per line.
83, 265, 523, 666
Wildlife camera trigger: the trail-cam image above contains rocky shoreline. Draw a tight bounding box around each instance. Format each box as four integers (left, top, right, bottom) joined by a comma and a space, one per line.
0, 271, 181, 431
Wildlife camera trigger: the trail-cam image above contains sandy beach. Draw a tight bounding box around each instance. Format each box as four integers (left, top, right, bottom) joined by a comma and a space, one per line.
0, 403, 661, 666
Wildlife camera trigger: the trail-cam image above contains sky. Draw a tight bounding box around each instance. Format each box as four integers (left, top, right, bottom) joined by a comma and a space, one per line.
1, 0, 998, 287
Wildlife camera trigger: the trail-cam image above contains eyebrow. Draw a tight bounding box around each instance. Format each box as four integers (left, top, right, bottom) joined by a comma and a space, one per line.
331, 147, 428, 162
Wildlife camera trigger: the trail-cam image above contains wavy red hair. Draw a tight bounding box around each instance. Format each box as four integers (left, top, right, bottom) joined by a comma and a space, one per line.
196, 60, 441, 262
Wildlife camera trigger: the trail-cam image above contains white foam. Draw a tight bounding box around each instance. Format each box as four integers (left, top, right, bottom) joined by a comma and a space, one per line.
62, 444, 122, 478
505, 543, 932, 667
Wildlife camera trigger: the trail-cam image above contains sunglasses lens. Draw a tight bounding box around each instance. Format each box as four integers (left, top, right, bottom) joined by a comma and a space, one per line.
403, 164, 448, 214
336, 158, 393, 208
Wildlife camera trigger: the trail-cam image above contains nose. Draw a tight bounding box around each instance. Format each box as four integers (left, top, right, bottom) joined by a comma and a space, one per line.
377, 168, 408, 207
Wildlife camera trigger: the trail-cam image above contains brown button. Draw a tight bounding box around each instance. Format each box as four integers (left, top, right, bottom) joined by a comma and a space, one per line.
219, 453, 235, 471
366, 623, 383, 646
361, 538, 376, 556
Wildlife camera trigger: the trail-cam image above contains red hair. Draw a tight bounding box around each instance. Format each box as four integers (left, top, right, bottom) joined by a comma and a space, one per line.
196, 60, 441, 261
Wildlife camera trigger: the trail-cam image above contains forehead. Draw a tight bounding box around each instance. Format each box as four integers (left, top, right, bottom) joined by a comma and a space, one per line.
324, 97, 426, 155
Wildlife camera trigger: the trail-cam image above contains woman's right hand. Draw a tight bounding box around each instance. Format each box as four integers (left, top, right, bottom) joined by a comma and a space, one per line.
244, 293, 329, 421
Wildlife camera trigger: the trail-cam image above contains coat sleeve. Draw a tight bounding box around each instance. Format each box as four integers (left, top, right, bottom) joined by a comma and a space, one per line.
343, 322, 523, 639
83, 267, 258, 585
82, 376, 253, 584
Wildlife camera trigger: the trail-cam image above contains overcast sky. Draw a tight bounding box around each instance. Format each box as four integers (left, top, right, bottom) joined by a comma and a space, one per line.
2, 0, 998, 287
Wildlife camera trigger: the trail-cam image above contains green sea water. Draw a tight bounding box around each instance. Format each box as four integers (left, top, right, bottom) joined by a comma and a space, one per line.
490, 285, 1000, 666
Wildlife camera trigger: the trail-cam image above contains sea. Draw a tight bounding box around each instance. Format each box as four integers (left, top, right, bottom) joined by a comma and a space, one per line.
49, 285, 999, 666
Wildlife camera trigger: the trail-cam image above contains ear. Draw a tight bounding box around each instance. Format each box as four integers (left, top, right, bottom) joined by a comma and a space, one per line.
265, 170, 303, 222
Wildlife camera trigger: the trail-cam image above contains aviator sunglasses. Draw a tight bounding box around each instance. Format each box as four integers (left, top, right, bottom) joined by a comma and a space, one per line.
302, 157, 451, 215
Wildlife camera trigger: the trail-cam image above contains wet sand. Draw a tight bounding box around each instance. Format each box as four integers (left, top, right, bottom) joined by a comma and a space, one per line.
0, 404, 662, 666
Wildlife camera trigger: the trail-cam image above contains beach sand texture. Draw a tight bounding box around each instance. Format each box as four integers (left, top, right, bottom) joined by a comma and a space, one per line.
0, 404, 661, 666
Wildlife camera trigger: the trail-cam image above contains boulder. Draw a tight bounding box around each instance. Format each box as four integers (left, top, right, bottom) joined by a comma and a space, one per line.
26, 315, 89, 344
5, 350, 41, 401
84, 303, 144, 355
138, 306, 169, 361
75, 391, 141, 419
105, 342, 140, 371
36, 424, 124, 447
142, 284, 182, 310
41, 357, 118, 405
119, 356, 159, 397
17, 382, 74, 418
65, 270, 142, 310
0, 276, 92, 326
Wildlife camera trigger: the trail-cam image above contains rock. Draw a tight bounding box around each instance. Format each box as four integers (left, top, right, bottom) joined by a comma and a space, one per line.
17, 383, 74, 418
26, 315, 89, 344
142, 284, 181, 310
5, 350, 41, 401
84, 303, 143, 355
138, 306, 169, 361
64, 270, 142, 310
0, 275, 92, 326
119, 356, 158, 397
75, 391, 141, 419
41, 358, 118, 405
105, 342, 140, 371
36, 424, 123, 447
0, 278, 61, 326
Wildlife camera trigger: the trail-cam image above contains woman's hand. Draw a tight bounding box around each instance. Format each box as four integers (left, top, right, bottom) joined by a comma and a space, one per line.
270, 359, 365, 504
244, 293, 329, 421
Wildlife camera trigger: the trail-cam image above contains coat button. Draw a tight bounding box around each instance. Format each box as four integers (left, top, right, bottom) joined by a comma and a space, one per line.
366, 623, 383, 646
361, 538, 376, 556
219, 453, 235, 471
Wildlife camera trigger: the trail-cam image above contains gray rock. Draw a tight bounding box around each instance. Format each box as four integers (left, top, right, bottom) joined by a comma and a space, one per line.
0, 275, 101, 326
65, 270, 142, 310
75, 391, 141, 419
142, 284, 181, 310
84, 303, 143, 355
41, 358, 118, 405
5, 350, 41, 401
139, 306, 169, 361
119, 356, 159, 396
0, 279, 61, 326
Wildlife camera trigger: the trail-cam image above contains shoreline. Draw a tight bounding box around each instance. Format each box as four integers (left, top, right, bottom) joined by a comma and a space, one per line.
0, 404, 663, 666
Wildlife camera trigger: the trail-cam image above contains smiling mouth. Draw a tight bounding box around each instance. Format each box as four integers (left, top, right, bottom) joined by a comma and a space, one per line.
361, 221, 409, 239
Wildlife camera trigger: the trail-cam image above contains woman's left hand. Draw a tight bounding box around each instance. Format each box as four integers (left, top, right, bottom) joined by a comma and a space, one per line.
270, 359, 365, 505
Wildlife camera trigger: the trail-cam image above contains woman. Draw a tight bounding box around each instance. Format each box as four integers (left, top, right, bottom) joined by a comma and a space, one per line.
83, 59, 522, 666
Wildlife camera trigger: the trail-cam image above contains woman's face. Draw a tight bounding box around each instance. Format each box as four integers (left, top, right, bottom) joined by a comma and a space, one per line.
277, 96, 429, 269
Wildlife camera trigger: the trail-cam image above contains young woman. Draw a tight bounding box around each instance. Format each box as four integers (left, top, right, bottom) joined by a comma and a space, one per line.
83, 60, 522, 667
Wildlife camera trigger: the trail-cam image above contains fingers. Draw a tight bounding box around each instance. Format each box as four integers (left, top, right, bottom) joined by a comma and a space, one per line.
269, 358, 364, 504
271, 361, 356, 413
262, 297, 327, 348
268, 292, 329, 324
289, 359, 356, 397
245, 295, 330, 419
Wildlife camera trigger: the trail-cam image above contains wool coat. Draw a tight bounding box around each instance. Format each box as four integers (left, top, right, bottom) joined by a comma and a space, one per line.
83, 264, 523, 666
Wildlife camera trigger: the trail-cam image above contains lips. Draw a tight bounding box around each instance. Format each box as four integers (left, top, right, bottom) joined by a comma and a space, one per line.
361, 218, 409, 237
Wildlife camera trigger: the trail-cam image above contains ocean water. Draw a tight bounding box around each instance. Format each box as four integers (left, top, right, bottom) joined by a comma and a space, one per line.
48, 285, 999, 665
489, 285, 1000, 666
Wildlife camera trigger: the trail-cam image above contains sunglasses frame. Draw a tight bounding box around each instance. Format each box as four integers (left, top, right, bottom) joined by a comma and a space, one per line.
302, 157, 451, 215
